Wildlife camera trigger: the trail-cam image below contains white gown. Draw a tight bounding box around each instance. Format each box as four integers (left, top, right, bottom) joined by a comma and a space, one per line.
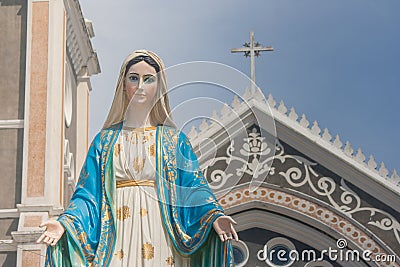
108, 126, 189, 267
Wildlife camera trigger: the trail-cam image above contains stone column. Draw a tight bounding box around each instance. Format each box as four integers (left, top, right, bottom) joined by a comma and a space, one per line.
13, 0, 66, 266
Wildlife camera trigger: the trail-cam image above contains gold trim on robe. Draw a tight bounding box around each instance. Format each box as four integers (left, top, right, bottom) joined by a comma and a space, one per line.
116, 179, 155, 188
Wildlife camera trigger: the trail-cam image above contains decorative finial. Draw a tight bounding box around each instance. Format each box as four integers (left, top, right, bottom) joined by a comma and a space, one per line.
231, 95, 241, 110
288, 107, 298, 121
344, 141, 354, 156
243, 87, 251, 100
211, 110, 219, 124
333, 134, 342, 149
220, 103, 231, 117
355, 148, 366, 164
367, 155, 377, 171
322, 128, 332, 142
267, 93, 276, 108
299, 114, 309, 128
199, 119, 209, 133
278, 100, 287, 114
311, 121, 321, 136
188, 126, 198, 139
378, 162, 389, 178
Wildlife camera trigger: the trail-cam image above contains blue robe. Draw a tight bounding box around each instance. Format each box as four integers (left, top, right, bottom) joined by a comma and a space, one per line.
46, 123, 234, 266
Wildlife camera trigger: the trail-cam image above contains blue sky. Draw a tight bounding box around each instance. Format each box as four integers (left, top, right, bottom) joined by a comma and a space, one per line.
79, 0, 399, 174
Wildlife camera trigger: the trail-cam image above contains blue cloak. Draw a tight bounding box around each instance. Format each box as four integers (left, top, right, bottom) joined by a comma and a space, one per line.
46, 123, 234, 266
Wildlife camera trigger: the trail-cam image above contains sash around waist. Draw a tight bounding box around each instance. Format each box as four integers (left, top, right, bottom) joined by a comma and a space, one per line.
116, 179, 155, 188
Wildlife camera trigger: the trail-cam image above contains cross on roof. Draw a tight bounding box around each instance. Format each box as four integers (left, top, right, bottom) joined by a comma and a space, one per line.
231, 31, 273, 91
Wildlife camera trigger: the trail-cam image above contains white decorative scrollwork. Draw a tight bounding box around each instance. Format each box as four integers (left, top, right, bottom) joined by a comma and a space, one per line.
204, 125, 400, 249
204, 127, 275, 189
209, 170, 233, 188
64, 139, 75, 186
274, 140, 400, 247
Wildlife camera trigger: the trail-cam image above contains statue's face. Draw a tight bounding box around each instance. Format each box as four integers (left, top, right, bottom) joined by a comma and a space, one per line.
124, 60, 158, 107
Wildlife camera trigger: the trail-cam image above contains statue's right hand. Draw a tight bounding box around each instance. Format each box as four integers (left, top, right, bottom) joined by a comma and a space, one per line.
36, 220, 65, 246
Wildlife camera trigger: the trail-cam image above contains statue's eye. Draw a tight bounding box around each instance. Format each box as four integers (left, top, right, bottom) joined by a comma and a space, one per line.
144, 76, 156, 84
128, 75, 138, 82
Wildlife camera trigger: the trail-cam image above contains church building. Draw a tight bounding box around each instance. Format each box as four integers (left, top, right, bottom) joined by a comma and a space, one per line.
0, 1, 398, 266
0, 0, 99, 266
188, 87, 400, 266
183, 32, 400, 267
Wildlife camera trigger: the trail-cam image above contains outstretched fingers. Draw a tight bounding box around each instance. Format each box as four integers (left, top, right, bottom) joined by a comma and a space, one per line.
227, 216, 237, 225
223, 233, 228, 241
43, 235, 51, 244
218, 233, 225, 242
231, 224, 239, 241
51, 236, 61, 246
213, 216, 240, 242
36, 221, 64, 246
36, 232, 46, 244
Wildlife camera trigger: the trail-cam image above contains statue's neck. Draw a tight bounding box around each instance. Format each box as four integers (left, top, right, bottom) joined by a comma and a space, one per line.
124, 103, 153, 128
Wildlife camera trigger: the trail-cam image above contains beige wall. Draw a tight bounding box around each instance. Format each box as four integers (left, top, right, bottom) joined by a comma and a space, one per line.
0, 2, 27, 265
26, 1, 49, 198
0, 1, 26, 205
0, 1, 27, 120
0, 0, 97, 265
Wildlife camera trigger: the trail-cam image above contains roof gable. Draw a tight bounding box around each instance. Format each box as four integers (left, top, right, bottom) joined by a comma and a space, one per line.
187, 88, 400, 210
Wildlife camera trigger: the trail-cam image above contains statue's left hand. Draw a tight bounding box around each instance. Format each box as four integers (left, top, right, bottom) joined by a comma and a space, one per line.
212, 215, 239, 242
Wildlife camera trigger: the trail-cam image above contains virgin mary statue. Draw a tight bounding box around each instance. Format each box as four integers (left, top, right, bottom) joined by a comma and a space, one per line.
37, 50, 238, 267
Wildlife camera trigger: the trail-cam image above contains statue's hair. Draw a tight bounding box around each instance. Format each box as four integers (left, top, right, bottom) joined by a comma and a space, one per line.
102, 50, 174, 130
125, 55, 160, 74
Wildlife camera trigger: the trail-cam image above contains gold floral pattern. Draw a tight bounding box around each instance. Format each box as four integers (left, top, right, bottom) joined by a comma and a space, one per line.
166, 256, 175, 266
139, 208, 148, 217
78, 169, 90, 188
115, 249, 125, 260
103, 206, 111, 221
133, 157, 145, 172
77, 232, 88, 244
142, 242, 154, 260
125, 132, 138, 143
116, 206, 131, 221
114, 143, 122, 157
149, 143, 155, 156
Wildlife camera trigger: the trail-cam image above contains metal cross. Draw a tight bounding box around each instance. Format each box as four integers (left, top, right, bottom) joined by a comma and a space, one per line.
231, 31, 273, 91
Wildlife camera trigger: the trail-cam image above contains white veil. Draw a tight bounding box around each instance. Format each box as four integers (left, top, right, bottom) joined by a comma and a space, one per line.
102, 50, 174, 129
